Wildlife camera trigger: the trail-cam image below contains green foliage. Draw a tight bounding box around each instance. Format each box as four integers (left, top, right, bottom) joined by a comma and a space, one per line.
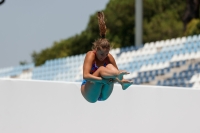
143, 0, 185, 43
104, 0, 135, 47
143, 10, 183, 42
32, 0, 194, 66
184, 19, 200, 36
19, 61, 28, 65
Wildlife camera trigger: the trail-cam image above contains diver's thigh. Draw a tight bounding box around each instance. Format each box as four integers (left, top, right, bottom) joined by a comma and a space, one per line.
81, 81, 103, 103
99, 83, 114, 101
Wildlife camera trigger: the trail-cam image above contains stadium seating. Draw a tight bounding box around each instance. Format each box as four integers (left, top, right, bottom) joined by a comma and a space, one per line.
0, 34, 200, 88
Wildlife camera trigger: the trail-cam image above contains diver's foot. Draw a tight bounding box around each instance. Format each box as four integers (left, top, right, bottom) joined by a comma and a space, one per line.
121, 80, 133, 90
118, 70, 130, 80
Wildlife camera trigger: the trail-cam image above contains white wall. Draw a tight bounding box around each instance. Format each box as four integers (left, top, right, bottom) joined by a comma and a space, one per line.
0, 79, 200, 133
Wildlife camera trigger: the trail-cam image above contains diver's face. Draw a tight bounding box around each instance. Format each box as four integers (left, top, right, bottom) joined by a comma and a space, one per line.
96, 48, 109, 61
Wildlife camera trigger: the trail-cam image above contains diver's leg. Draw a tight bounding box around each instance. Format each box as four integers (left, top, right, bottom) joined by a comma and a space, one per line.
98, 83, 114, 101
81, 65, 117, 103
81, 82, 102, 103
105, 64, 129, 81
105, 64, 133, 90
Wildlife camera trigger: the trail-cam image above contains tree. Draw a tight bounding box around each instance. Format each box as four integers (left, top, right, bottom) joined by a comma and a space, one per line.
184, 19, 200, 35
32, 0, 194, 66
183, 0, 200, 31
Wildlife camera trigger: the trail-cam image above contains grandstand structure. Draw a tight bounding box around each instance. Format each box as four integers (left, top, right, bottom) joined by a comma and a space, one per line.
0, 35, 200, 88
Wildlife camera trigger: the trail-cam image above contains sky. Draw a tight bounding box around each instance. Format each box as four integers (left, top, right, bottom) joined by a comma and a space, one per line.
0, 0, 109, 68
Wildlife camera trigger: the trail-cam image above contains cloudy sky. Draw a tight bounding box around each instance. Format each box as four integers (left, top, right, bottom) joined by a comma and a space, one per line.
0, 0, 109, 68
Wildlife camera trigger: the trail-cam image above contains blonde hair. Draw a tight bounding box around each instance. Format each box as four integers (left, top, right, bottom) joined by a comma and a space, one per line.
92, 12, 111, 51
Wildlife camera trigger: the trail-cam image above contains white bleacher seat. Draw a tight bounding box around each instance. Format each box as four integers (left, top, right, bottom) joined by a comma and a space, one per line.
149, 42, 155, 49
194, 51, 200, 59
113, 48, 120, 55
143, 42, 150, 49
171, 54, 181, 62
169, 38, 176, 46
130, 50, 137, 57
175, 37, 181, 45
180, 36, 187, 44
159, 40, 165, 47
192, 35, 198, 42
164, 39, 171, 47
155, 41, 163, 48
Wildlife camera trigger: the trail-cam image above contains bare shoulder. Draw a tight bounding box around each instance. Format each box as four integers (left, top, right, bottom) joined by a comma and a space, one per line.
107, 52, 118, 68
107, 53, 115, 61
86, 51, 95, 55
84, 51, 95, 61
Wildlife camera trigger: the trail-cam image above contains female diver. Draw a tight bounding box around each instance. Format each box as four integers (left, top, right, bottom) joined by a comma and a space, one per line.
81, 12, 133, 103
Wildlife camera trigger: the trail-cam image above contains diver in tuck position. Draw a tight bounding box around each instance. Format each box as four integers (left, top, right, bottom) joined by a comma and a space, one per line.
80, 12, 133, 103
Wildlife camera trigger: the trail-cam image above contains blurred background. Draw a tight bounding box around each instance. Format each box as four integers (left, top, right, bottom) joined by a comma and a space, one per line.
0, 0, 200, 88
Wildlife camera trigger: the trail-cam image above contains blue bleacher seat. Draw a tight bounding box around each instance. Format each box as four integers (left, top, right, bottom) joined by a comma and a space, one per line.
1, 34, 200, 88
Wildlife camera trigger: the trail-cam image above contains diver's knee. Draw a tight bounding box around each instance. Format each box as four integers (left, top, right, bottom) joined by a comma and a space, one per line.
106, 64, 119, 75
84, 97, 98, 103
98, 94, 110, 101
98, 97, 107, 101
106, 64, 117, 70
106, 63, 114, 67
88, 99, 98, 103
81, 90, 98, 103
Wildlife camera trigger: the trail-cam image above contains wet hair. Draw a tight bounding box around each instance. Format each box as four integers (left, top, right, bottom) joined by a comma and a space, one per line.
92, 12, 112, 51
